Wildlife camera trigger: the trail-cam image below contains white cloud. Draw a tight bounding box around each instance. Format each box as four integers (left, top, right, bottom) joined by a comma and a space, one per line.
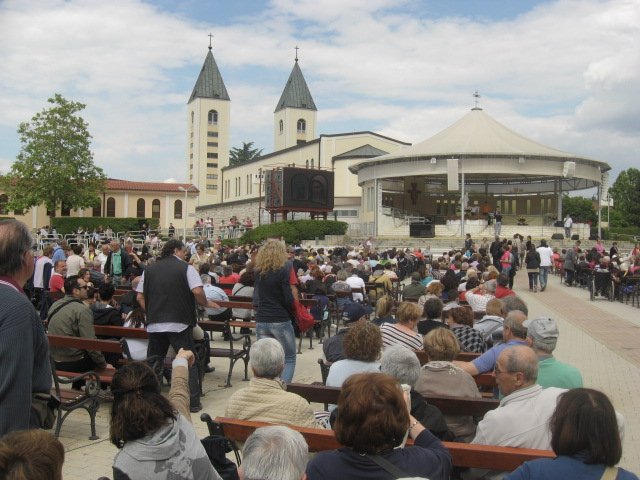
0, 0, 638, 185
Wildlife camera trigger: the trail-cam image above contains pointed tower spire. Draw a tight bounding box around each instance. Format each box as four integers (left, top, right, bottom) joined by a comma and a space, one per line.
274, 58, 316, 113
189, 43, 230, 103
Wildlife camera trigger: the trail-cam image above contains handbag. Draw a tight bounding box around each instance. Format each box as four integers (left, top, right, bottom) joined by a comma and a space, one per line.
292, 300, 315, 332
31, 392, 60, 429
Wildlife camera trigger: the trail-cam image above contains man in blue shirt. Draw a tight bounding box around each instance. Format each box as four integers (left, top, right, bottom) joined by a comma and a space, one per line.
455, 310, 528, 376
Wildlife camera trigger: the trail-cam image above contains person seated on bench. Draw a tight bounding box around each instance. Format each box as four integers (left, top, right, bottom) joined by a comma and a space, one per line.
225, 338, 318, 428
417, 297, 448, 336
48, 275, 114, 387
110, 348, 221, 480
381, 344, 453, 441
380, 302, 423, 351
322, 302, 372, 362
201, 274, 231, 321
306, 372, 452, 480
0, 429, 65, 480
241, 425, 308, 480
371, 295, 394, 326
415, 328, 481, 442
473, 299, 505, 348
455, 310, 528, 378
92, 283, 125, 328
465, 346, 567, 480
326, 321, 382, 393
506, 388, 635, 480
330, 269, 352, 308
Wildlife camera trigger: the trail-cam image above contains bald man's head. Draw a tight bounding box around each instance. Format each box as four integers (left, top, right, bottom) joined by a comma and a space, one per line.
495, 346, 538, 396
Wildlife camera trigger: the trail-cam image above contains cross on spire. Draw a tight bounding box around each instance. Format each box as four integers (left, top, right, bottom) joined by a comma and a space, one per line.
208, 32, 214, 50
473, 90, 481, 109
295, 45, 299, 62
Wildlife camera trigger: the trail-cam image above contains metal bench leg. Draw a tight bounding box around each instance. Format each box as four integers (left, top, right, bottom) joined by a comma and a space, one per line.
88, 399, 99, 440
297, 334, 303, 354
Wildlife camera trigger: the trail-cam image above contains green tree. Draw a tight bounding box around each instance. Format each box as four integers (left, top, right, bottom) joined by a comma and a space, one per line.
2, 94, 106, 218
229, 141, 263, 166
609, 168, 640, 227
562, 195, 597, 225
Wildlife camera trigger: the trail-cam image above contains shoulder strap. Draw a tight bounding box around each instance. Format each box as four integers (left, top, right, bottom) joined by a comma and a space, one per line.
366, 454, 409, 479
600, 466, 619, 480
47, 298, 83, 323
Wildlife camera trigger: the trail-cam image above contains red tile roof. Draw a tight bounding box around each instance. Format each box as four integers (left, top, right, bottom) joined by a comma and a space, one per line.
106, 179, 199, 193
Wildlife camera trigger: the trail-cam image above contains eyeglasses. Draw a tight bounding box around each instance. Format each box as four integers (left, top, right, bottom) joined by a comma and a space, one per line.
77, 285, 89, 290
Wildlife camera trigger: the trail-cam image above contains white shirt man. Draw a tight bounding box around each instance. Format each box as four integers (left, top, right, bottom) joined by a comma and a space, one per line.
345, 272, 366, 302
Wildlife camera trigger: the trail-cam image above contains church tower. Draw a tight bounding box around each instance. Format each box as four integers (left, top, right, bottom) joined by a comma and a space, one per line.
187, 41, 230, 206
274, 53, 317, 152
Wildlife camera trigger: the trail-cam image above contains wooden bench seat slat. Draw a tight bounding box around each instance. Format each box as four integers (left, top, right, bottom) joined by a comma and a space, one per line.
213, 417, 555, 471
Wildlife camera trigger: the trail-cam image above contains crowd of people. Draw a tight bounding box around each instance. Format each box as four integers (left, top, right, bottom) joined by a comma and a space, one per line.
0, 217, 639, 479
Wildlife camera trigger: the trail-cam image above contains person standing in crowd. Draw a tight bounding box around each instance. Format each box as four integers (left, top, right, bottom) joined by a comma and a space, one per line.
104, 240, 132, 287
136, 239, 220, 413
536, 239, 554, 292
525, 244, 541, 292
563, 213, 573, 239
494, 207, 503, 236
0, 220, 52, 436
253, 239, 298, 383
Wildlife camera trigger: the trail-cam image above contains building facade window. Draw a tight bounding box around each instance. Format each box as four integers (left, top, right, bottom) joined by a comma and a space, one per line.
297, 118, 306, 133
279, 119, 283, 133
191, 111, 194, 123
152, 199, 160, 219
207, 153, 218, 159
174, 199, 182, 219
206, 174, 218, 179
208, 110, 218, 125
136, 198, 145, 218
207, 131, 218, 137
207, 184, 218, 190
207, 142, 218, 147
92, 201, 101, 217
106, 197, 116, 217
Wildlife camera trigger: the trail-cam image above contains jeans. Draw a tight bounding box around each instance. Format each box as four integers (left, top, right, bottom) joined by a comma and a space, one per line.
528, 272, 539, 289
494, 222, 502, 236
539, 266, 551, 289
565, 228, 571, 238
256, 321, 297, 383
148, 327, 200, 408
565, 269, 575, 286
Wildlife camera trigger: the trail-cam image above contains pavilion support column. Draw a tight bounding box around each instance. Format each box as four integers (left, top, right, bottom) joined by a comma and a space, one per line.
460, 171, 465, 238
556, 180, 562, 221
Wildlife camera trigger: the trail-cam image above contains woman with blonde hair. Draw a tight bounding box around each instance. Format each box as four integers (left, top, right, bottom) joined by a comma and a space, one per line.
418, 280, 444, 308
372, 294, 394, 326
380, 302, 423, 350
415, 328, 481, 441
253, 239, 297, 382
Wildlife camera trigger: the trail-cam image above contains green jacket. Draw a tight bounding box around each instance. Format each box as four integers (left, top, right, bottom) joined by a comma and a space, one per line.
48, 296, 107, 367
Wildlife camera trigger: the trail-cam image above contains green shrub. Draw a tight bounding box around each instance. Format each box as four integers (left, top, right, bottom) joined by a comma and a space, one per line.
51, 217, 159, 235
241, 220, 348, 244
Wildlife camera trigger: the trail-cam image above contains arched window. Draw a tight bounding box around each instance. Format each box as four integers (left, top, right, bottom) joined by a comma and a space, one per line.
174, 199, 183, 219
106, 197, 116, 217
208, 110, 218, 125
0, 194, 8, 215
279, 119, 283, 133
297, 118, 306, 133
136, 198, 145, 218
92, 200, 101, 217
191, 111, 194, 124
152, 199, 160, 219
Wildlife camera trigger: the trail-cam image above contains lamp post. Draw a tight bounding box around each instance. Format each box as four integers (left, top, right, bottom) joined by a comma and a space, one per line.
177, 184, 197, 241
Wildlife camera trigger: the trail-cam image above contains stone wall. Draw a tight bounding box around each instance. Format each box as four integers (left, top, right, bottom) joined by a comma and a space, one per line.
196, 199, 262, 226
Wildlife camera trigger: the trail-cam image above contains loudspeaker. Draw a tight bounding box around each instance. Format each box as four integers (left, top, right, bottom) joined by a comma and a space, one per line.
262, 167, 335, 210
571, 234, 580, 240
554, 221, 563, 227
410, 223, 434, 238
551, 233, 564, 240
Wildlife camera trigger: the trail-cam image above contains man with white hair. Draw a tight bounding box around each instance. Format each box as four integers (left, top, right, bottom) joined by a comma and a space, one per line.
240, 425, 308, 480
381, 345, 452, 441
225, 338, 317, 428
524, 317, 583, 389
465, 279, 497, 313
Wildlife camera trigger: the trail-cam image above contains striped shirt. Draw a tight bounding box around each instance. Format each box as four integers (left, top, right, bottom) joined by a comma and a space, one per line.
380, 323, 423, 350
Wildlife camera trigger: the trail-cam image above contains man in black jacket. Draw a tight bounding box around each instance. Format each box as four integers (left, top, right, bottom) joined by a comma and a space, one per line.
136, 239, 220, 412
104, 240, 132, 287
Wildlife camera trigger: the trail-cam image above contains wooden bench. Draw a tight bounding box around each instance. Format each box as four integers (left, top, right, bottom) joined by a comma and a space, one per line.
47, 334, 123, 439
210, 417, 555, 471
287, 382, 499, 417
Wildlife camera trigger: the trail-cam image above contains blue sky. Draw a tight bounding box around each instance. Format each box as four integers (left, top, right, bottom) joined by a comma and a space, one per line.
0, 0, 638, 187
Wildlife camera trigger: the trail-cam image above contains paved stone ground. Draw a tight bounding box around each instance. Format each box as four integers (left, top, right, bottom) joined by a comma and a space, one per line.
60, 269, 640, 479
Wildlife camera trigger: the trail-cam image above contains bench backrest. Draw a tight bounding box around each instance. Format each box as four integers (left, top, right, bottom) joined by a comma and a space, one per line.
93, 325, 149, 339
214, 417, 555, 470
287, 383, 499, 417
47, 334, 124, 354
